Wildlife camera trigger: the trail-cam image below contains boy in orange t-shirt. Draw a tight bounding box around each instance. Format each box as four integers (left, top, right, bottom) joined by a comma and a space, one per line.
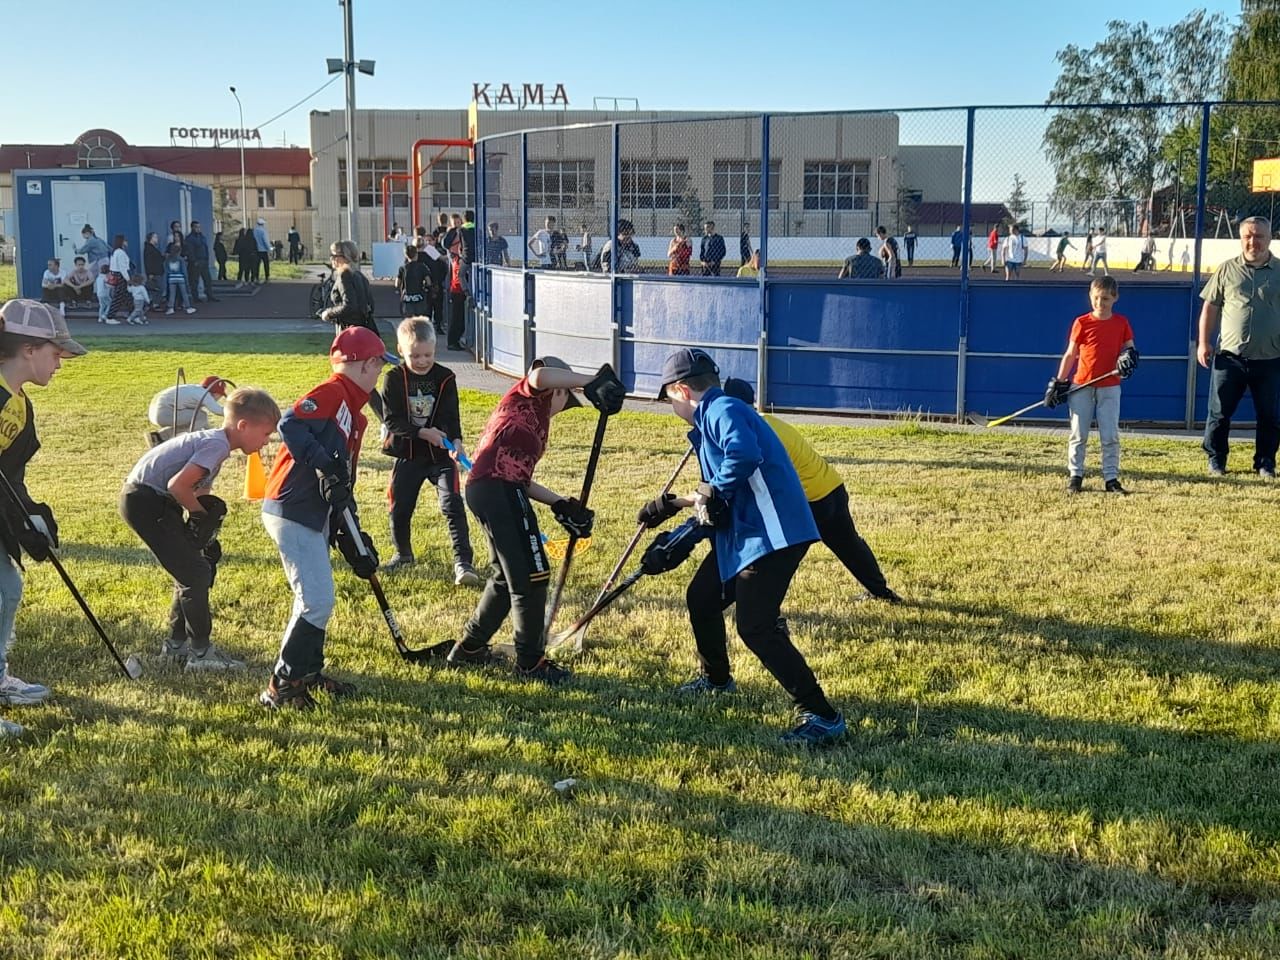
1044, 276, 1138, 494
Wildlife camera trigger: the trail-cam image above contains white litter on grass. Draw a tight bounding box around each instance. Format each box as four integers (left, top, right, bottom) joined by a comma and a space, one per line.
552, 778, 578, 795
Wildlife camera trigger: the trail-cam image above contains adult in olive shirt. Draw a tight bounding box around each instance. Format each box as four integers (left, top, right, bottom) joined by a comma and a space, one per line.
1198, 216, 1280, 478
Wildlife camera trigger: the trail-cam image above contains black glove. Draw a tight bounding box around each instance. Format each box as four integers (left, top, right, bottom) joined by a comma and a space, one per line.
318, 457, 352, 507
1043, 378, 1070, 409
203, 538, 223, 566
335, 525, 379, 579
640, 519, 709, 575
1117, 346, 1139, 380
636, 492, 680, 529
184, 494, 227, 549
694, 482, 728, 527
17, 503, 56, 563
552, 497, 594, 539
29, 502, 58, 549
583, 363, 626, 415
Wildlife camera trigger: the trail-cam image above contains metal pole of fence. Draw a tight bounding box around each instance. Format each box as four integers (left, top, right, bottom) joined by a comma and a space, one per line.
1186, 103, 1213, 430
521, 132, 532, 371
476, 144, 486, 367
956, 107, 976, 422
757, 114, 771, 411
611, 123, 622, 382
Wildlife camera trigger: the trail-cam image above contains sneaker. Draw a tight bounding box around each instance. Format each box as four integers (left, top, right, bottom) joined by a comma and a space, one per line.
159, 637, 190, 661
105, 318, 122, 325
454, 563, 483, 587
0, 673, 51, 706
1260, 468, 1276, 480
164, 309, 174, 316
874, 589, 904, 604
515, 657, 572, 685
676, 674, 737, 695
1066, 476, 1083, 494
1104, 479, 1128, 495
259, 674, 317, 710
381, 554, 415, 572
780, 711, 847, 746
185, 644, 247, 672
0, 716, 22, 738
306, 674, 358, 699
445, 641, 496, 668
184, 307, 196, 315
1208, 463, 1226, 477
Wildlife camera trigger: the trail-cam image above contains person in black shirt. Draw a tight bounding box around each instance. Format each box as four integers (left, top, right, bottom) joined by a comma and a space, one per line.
396, 245, 431, 317
423, 232, 448, 336
379, 318, 479, 583
213, 232, 228, 281
700, 220, 726, 276
319, 241, 377, 333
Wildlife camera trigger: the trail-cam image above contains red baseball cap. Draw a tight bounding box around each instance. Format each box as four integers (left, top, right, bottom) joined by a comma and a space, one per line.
330, 327, 398, 364
200, 375, 227, 397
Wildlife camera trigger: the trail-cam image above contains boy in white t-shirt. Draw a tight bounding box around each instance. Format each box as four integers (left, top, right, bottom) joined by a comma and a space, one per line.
126, 273, 150, 326
40, 259, 67, 316
93, 264, 115, 324
527, 217, 553, 267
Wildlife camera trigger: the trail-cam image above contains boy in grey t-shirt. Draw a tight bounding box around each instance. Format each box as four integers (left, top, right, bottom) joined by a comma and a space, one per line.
119, 388, 280, 671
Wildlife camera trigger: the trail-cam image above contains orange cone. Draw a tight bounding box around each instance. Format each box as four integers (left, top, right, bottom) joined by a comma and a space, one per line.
244, 451, 266, 501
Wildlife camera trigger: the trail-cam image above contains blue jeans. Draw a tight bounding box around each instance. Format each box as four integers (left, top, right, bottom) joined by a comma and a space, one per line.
1203, 352, 1280, 471
0, 554, 23, 673
167, 278, 192, 311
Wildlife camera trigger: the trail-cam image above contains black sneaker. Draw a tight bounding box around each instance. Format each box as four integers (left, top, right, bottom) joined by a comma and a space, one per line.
381, 554, 415, 572
515, 657, 572, 685
445, 641, 496, 668
875, 589, 904, 604
306, 674, 358, 699
1260, 467, 1276, 480
1066, 476, 1083, 494
259, 674, 318, 710
1104, 479, 1128, 495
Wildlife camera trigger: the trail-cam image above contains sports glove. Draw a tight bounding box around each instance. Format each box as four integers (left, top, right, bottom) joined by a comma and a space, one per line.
640, 519, 710, 575
1043, 378, 1070, 409
693, 482, 728, 527
18, 503, 58, 563
636, 492, 680, 529
318, 456, 353, 507
203, 539, 222, 587
28, 503, 58, 549
583, 363, 626, 415
184, 494, 227, 548
335, 525, 379, 579
552, 497, 594, 539
1117, 346, 1139, 380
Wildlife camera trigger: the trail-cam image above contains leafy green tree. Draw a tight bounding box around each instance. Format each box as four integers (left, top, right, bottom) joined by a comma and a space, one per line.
1005, 174, 1030, 230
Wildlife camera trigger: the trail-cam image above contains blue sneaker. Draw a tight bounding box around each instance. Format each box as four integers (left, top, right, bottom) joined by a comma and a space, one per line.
780, 711, 847, 746
676, 675, 737, 695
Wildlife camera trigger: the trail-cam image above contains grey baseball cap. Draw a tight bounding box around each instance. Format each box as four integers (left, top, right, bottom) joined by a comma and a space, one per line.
0, 299, 87, 357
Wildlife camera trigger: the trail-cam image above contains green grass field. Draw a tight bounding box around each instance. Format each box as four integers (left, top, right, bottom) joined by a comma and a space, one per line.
2, 335, 1279, 958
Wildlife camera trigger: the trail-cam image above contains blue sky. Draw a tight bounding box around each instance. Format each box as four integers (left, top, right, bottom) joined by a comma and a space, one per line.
4, 0, 1242, 148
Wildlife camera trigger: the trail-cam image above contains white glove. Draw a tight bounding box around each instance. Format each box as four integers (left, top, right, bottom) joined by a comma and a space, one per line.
27, 515, 51, 540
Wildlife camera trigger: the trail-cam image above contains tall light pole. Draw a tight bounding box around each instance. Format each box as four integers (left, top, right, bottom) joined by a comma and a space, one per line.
873, 155, 888, 229
229, 86, 249, 234
328, 0, 375, 248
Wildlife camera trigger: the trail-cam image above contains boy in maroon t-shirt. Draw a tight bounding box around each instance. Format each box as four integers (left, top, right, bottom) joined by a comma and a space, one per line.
446, 357, 625, 683
1044, 276, 1139, 494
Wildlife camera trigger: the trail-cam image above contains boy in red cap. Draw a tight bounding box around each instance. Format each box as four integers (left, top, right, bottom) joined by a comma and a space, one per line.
258, 326, 396, 710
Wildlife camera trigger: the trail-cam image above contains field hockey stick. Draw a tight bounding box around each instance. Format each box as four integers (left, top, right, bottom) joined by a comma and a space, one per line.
547, 568, 646, 652
543, 409, 609, 635
551, 445, 693, 656
0, 468, 140, 680
981, 368, 1120, 428
341, 507, 433, 663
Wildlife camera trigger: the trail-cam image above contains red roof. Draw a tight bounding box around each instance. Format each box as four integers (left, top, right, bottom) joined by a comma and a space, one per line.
0, 129, 309, 177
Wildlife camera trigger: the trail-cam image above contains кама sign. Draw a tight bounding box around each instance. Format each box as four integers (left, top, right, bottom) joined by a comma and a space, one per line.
471, 83, 568, 108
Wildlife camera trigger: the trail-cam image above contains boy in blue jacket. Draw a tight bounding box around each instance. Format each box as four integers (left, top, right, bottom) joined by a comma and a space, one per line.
650, 348, 845, 745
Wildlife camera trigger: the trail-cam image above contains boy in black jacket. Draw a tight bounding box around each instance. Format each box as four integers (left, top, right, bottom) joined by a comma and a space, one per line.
380, 318, 480, 584
395, 245, 431, 317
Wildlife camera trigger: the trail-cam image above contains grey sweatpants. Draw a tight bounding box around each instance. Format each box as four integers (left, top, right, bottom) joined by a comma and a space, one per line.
1067, 384, 1121, 480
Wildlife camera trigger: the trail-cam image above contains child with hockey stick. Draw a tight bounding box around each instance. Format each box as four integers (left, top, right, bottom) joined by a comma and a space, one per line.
258, 326, 396, 710
645, 348, 846, 745
1043, 276, 1139, 494
0, 300, 87, 737
379, 318, 480, 584
120, 387, 281, 671
442, 357, 625, 684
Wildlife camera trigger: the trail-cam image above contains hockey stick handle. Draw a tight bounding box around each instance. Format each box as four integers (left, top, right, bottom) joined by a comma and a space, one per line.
440, 437, 473, 472
341, 505, 411, 656
985, 368, 1120, 429
544, 410, 610, 634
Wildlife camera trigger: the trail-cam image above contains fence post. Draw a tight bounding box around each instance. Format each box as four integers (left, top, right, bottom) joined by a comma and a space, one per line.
1187, 103, 1212, 430
956, 106, 976, 422
611, 123, 622, 383
521, 132, 532, 371
757, 113, 771, 410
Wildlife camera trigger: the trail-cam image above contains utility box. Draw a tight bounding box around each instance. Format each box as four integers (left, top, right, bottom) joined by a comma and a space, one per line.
12, 166, 213, 298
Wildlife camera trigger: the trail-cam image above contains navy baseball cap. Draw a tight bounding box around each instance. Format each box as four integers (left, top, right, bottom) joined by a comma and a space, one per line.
657, 348, 719, 400
721, 377, 756, 405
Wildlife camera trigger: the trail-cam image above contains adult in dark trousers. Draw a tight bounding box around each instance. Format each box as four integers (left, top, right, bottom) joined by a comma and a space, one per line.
903, 226, 918, 267
185, 220, 217, 302
700, 220, 726, 276
253, 218, 271, 283
235, 229, 255, 287
739, 223, 752, 267
318, 241, 377, 333
213, 231, 228, 281
1198, 216, 1280, 478
424, 232, 448, 336
144, 232, 166, 308
287, 225, 302, 265
950, 225, 964, 268
460, 210, 477, 266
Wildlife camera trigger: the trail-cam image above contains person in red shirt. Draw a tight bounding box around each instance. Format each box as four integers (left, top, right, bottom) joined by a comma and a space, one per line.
985, 226, 1000, 273
444, 357, 625, 684
1043, 277, 1139, 494
667, 223, 692, 276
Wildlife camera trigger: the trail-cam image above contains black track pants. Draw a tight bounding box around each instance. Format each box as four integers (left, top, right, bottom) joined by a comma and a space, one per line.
809, 485, 889, 596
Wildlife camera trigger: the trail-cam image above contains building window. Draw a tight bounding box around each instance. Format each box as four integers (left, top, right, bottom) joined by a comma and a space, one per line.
712, 160, 780, 211
621, 160, 688, 209
527, 160, 594, 208
304, 188, 313, 208
422, 159, 501, 211
338, 159, 409, 209
257, 188, 276, 208
803, 161, 869, 210
77, 135, 120, 169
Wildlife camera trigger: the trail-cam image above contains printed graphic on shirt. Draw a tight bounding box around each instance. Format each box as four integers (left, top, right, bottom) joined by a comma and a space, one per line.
409, 389, 436, 427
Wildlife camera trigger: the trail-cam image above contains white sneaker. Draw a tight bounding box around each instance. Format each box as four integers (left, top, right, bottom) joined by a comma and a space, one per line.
0, 672, 51, 705
454, 563, 484, 587
164, 309, 174, 316
105, 318, 122, 325
184, 307, 196, 315
0, 717, 22, 737
185, 644, 247, 672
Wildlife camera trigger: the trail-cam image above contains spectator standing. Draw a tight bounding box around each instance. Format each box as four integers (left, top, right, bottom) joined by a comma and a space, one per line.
984, 225, 999, 272
287, 225, 302, 264
1135, 232, 1156, 272
75, 225, 111, 270
461, 210, 478, 265
528, 217, 554, 268
234, 228, 255, 287
185, 221, 217, 302
576, 224, 593, 271
599, 220, 641, 273
253, 218, 271, 283
485, 223, 509, 266
423, 232, 448, 335
389, 222, 404, 242
168, 221, 185, 256
700, 221, 726, 276
1081, 231, 1095, 273
1197, 216, 1280, 478
107, 234, 134, 320
547, 217, 568, 270
163, 244, 196, 315
144, 233, 166, 305
950, 225, 965, 268
319, 240, 377, 333
876, 226, 901, 279
213, 231, 228, 281
1088, 230, 1109, 276
447, 254, 468, 351
903, 226, 918, 267
739, 222, 751, 266
94, 265, 114, 324
838, 239, 885, 279
668, 223, 692, 275
1050, 233, 1075, 273
1002, 223, 1028, 281
395, 245, 430, 317
125, 274, 150, 326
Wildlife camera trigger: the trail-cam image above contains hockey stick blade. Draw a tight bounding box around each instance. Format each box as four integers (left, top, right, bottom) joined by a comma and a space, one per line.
546, 569, 645, 656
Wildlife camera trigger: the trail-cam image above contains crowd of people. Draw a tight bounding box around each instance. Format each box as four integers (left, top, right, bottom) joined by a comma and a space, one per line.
389, 211, 477, 353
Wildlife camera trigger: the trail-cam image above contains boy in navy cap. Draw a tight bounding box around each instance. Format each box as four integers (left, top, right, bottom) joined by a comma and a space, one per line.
642, 348, 846, 745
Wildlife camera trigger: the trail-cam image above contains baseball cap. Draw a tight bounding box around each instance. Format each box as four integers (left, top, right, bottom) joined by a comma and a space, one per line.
200, 375, 228, 397
657, 348, 718, 400
530, 356, 581, 408
330, 326, 398, 365
0, 299, 87, 357
721, 377, 756, 405
256, 217, 266, 225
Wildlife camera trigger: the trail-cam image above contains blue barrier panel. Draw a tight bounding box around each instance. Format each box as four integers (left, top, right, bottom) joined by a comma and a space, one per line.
966, 282, 1199, 423
622, 279, 760, 398
531, 272, 613, 372
488, 267, 527, 376
766, 281, 961, 413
